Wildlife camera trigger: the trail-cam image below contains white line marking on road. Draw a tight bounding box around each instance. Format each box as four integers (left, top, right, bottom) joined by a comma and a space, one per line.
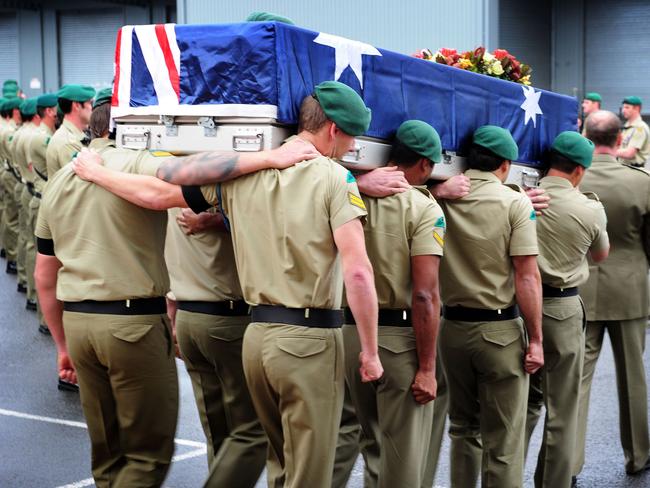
55, 478, 94, 488
0, 407, 205, 449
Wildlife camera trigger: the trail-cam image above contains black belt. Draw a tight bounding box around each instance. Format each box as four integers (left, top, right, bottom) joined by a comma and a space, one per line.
8, 165, 21, 182
26, 182, 40, 198
63, 297, 166, 315
33, 166, 48, 181
251, 304, 343, 328
344, 308, 412, 327
178, 300, 250, 316
542, 284, 578, 298
443, 304, 519, 322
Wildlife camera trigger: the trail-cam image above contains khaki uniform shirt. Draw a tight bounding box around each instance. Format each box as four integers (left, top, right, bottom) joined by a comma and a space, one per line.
165, 207, 243, 302
0, 120, 18, 165
11, 122, 37, 184
619, 116, 650, 167
580, 154, 650, 320
35, 138, 169, 301
536, 176, 609, 288
192, 156, 367, 309
363, 186, 445, 309
45, 119, 85, 178
439, 169, 538, 309
27, 125, 53, 193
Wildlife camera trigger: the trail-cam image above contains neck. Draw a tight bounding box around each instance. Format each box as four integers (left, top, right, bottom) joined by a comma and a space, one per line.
546, 168, 577, 187
627, 113, 640, 123
64, 114, 84, 132
297, 130, 328, 156
593, 145, 617, 156
43, 117, 55, 132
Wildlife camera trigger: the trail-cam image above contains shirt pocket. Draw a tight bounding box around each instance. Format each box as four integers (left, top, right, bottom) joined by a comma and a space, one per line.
276, 336, 327, 358
481, 328, 521, 347
542, 299, 582, 321
378, 334, 417, 354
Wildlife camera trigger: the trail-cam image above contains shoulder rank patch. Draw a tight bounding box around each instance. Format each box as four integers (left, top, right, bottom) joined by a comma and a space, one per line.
150, 150, 173, 157
433, 231, 444, 247
434, 216, 446, 230
530, 210, 537, 221
346, 170, 356, 183
348, 192, 366, 210
505, 183, 524, 193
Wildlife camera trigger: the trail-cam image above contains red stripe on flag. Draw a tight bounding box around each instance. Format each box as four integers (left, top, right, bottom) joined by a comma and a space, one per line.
112, 28, 122, 106
154, 24, 180, 101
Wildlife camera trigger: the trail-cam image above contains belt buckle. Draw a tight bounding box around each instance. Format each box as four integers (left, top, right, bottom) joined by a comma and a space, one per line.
402, 310, 407, 321
126, 299, 131, 308
304, 308, 310, 319
229, 300, 234, 310
497, 309, 502, 315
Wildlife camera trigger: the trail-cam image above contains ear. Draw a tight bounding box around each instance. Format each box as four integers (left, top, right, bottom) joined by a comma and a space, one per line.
328, 121, 338, 140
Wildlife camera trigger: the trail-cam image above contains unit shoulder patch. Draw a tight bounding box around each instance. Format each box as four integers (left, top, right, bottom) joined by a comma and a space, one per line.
623, 164, 650, 176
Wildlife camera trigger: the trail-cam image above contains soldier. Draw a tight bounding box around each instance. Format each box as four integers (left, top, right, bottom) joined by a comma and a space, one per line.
0, 97, 22, 276
579, 92, 602, 134
27, 93, 62, 334
617, 96, 650, 167
36, 98, 315, 487
524, 131, 609, 488
2, 79, 21, 99
438, 125, 543, 488
574, 110, 650, 480
11, 98, 40, 308
45, 84, 94, 178
340, 120, 444, 488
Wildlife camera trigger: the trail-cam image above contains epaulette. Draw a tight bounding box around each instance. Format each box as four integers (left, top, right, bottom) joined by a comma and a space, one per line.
505, 183, 524, 193
623, 164, 650, 175
582, 191, 600, 202
149, 150, 173, 157
413, 185, 433, 198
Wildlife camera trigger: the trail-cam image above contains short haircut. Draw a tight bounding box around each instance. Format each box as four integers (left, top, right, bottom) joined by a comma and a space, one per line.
58, 98, 73, 115
467, 143, 504, 171
20, 113, 34, 122
298, 95, 329, 133
0, 108, 11, 118
584, 111, 621, 148
89, 103, 111, 140
389, 140, 424, 167
546, 149, 580, 173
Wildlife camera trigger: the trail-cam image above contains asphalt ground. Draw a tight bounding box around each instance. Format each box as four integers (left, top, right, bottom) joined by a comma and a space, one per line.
0, 262, 649, 487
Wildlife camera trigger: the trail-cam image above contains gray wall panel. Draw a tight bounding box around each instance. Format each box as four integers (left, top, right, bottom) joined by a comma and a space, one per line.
0, 13, 20, 85
182, 0, 494, 55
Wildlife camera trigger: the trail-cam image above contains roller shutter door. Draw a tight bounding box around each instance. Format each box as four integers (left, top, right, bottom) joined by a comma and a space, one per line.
0, 13, 20, 84
585, 0, 650, 113
58, 9, 124, 89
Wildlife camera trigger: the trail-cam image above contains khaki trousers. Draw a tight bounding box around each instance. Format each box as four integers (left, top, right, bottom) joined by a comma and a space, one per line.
64, 311, 179, 488
422, 356, 449, 488
19, 186, 35, 300
525, 295, 584, 488
573, 317, 649, 475
440, 317, 528, 488
343, 325, 434, 488
26, 195, 43, 322
15, 183, 27, 285
175, 310, 266, 488
331, 384, 365, 488
1, 171, 18, 261
242, 322, 344, 488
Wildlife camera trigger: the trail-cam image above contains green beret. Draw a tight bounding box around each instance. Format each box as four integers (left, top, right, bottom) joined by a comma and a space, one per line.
623, 96, 642, 106
473, 125, 519, 161
396, 120, 442, 163
584, 92, 602, 103
20, 98, 38, 116
246, 11, 295, 25
2, 97, 22, 111
551, 131, 594, 168
3, 80, 19, 98
57, 84, 96, 103
313, 81, 371, 137
37, 93, 58, 108
93, 87, 113, 109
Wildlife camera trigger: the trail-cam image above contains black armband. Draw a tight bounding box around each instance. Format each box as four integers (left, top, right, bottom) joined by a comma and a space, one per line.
37, 237, 55, 256
182, 185, 211, 214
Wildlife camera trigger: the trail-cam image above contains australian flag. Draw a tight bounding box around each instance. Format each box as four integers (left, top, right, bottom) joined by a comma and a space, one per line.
112, 22, 577, 166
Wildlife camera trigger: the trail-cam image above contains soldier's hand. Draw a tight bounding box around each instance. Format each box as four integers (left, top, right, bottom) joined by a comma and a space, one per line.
71, 148, 105, 182
524, 340, 544, 374
430, 174, 470, 200
359, 351, 384, 382
267, 137, 319, 169
411, 369, 437, 404
177, 208, 213, 235
356, 166, 410, 197
57, 349, 77, 385
526, 187, 550, 216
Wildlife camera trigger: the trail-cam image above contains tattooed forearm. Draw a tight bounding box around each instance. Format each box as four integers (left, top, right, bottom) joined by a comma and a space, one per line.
156, 152, 240, 185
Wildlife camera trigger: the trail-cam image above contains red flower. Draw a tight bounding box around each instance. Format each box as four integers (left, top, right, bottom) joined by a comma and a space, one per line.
473, 46, 486, 59
493, 49, 509, 60
440, 48, 458, 58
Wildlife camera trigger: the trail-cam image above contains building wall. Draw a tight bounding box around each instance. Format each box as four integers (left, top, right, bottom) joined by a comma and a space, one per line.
177, 0, 499, 56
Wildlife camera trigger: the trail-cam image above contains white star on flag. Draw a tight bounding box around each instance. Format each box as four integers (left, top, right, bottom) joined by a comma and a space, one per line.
520, 85, 543, 128
313, 33, 382, 89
